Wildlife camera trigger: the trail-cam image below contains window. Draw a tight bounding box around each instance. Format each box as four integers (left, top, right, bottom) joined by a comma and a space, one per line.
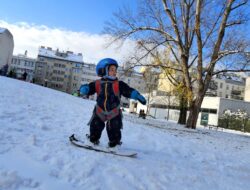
75, 63, 81, 67
220, 83, 223, 88
200, 108, 217, 114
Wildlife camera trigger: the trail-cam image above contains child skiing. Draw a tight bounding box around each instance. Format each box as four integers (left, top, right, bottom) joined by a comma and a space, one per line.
79, 58, 146, 148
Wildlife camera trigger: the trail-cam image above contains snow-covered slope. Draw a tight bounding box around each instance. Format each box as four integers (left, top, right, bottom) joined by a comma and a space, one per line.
0, 76, 250, 190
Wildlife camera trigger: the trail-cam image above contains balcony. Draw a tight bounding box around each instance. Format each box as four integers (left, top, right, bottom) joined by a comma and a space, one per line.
231, 90, 241, 96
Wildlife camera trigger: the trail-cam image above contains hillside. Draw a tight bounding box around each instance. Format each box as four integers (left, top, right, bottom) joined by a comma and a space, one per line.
0, 76, 250, 190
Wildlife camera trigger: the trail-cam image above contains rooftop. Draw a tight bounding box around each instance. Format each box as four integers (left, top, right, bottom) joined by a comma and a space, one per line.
38, 46, 83, 63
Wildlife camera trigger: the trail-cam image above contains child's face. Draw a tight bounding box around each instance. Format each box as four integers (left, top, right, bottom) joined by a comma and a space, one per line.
108, 65, 117, 77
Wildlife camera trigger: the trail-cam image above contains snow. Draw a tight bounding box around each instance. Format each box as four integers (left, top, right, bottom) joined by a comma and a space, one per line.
38, 47, 83, 63
0, 76, 250, 190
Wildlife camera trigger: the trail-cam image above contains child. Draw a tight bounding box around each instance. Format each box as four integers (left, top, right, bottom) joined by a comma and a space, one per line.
79, 58, 146, 147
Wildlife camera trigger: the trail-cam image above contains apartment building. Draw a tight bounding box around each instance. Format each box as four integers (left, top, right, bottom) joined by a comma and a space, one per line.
10, 51, 36, 81
81, 63, 98, 84
34, 46, 84, 94
0, 28, 14, 72
156, 67, 245, 102
80, 62, 99, 100
207, 73, 245, 100
118, 68, 146, 107
245, 77, 250, 102
118, 69, 146, 93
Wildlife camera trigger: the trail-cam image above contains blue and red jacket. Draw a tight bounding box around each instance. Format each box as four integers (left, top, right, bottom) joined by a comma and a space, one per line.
87, 78, 135, 121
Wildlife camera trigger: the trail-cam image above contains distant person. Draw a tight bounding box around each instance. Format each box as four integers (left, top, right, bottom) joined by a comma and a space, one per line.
79, 58, 146, 148
139, 109, 146, 119
22, 72, 28, 81
139, 109, 143, 117
0, 64, 8, 76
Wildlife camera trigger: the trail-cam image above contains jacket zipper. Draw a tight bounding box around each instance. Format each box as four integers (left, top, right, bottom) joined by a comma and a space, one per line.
104, 82, 108, 111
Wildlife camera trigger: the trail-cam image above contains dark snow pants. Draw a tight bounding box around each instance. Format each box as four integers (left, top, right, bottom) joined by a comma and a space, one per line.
89, 112, 123, 145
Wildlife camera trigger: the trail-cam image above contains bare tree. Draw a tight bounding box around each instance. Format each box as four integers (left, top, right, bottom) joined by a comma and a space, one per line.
104, 0, 250, 129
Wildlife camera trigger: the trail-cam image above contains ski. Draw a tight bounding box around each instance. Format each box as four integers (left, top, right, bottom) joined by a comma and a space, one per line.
69, 134, 137, 158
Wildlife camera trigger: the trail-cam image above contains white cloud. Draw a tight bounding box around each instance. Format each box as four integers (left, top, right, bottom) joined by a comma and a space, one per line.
0, 20, 136, 64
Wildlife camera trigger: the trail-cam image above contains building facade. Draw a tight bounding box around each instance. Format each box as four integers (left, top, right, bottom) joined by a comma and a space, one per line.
196, 97, 250, 127
244, 77, 250, 102
34, 46, 84, 94
10, 51, 36, 81
0, 28, 14, 73
80, 62, 99, 100
207, 73, 245, 100
118, 68, 146, 108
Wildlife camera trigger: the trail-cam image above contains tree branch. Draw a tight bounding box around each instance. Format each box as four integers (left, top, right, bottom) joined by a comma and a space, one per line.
226, 20, 243, 27
205, 0, 235, 87
195, 0, 204, 88
213, 69, 250, 76
230, 0, 248, 11
162, 0, 184, 50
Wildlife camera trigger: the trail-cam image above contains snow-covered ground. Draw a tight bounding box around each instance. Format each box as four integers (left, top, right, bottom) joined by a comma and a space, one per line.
0, 76, 250, 190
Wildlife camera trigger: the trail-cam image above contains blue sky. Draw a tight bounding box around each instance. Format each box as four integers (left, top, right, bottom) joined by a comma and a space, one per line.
0, 0, 249, 63
0, 0, 137, 33
0, 0, 138, 62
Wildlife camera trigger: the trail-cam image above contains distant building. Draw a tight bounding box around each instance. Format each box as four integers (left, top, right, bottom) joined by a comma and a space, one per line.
118, 68, 146, 108
10, 51, 36, 81
34, 46, 84, 94
245, 77, 250, 102
207, 73, 245, 100
80, 62, 99, 100
119, 70, 146, 93
197, 97, 250, 127
129, 65, 249, 127
0, 28, 14, 73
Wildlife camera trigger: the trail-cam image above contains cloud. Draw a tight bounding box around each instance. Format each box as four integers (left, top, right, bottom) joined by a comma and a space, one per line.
0, 20, 136, 63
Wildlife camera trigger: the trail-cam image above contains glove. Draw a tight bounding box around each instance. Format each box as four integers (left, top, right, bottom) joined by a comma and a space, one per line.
79, 84, 89, 95
130, 90, 147, 105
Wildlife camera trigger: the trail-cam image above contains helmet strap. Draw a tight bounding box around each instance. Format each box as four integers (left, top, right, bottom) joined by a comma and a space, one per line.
105, 66, 109, 77
103, 75, 117, 80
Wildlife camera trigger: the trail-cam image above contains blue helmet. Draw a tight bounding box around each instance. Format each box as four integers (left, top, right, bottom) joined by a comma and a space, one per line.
96, 58, 118, 77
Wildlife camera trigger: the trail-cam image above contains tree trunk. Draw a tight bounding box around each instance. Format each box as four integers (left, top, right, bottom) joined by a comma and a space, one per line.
186, 96, 204, 129
178, 95, 188, 125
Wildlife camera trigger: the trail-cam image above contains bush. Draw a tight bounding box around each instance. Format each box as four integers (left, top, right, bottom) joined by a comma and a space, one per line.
218, 117, 250, 132
218, 109, 250, 132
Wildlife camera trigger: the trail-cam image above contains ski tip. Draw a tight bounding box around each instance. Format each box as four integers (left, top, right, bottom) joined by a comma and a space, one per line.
69, 134, 77, 141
